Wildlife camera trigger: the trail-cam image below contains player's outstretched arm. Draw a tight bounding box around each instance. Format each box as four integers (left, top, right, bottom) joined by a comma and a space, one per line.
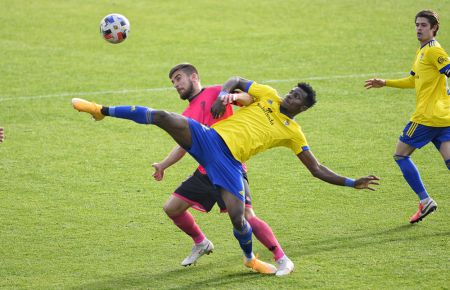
152, 145, 187, 181
297, 150, 380, 190
220, 92, 254, 106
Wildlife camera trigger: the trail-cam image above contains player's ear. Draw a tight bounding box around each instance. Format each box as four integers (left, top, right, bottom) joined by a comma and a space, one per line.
190, 72, 200, 82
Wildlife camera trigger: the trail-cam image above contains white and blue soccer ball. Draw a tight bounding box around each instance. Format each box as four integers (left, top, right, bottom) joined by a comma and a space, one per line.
99, 14, 130, 44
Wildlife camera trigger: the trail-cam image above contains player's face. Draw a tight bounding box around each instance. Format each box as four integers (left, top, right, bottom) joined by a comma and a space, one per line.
281, 87, 309, 115
416, 17, 436, 44
171, 70, 195, 100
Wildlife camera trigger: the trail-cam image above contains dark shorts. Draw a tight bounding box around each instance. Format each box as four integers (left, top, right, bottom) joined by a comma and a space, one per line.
173, 169, 252, 213
399, 122, 450, 149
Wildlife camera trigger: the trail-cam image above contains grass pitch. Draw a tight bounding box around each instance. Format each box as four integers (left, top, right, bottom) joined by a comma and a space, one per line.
1, 0, 449, 289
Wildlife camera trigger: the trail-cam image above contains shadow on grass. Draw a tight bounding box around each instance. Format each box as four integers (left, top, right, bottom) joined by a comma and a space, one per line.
294, 224, 450, 256
71, 259, 269, 290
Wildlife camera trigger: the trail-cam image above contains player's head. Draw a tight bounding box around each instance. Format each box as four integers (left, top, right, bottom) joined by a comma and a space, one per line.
169, 63, 201, 100
281, 83, 316, 116
415, 10, 439, 42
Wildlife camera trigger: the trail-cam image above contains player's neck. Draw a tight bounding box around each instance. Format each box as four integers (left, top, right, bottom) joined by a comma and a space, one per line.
188, 87, 204, 102
420, 37, 434, 48
280, 105, 294, 119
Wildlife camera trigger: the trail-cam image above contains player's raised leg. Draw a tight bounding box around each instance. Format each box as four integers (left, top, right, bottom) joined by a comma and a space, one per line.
71, 98, 192, 148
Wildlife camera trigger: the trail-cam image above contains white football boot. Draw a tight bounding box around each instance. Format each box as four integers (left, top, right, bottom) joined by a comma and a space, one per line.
275, 255, 294, 276
181, 239, 214, 266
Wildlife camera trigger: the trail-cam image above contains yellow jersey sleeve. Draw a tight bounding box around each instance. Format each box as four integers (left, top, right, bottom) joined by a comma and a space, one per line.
247, 82, 280, 102
428, 46, 450, 73
386, 75, 415, 88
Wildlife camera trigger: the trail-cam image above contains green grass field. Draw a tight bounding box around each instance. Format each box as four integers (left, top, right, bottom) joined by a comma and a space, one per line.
1, 0, 449, 289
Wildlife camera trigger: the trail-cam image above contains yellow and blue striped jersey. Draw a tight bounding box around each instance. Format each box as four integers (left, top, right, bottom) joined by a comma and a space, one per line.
212, 82, 309, 163
387, 39, 450, 127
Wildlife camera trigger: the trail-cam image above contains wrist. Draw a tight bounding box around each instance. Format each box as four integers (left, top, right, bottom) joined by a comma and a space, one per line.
344, 178, 355, 187
218, 90, 228, 99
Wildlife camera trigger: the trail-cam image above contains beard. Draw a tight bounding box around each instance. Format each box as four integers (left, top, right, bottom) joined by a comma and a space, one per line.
179, 82, 194, 100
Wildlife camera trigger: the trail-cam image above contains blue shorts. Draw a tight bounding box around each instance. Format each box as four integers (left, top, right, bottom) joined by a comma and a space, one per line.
399, 122, 450, 149
185, 119, 245, 201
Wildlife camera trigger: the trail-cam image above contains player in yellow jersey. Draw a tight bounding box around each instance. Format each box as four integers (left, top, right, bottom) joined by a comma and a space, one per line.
365, 10, 450, 224
72, 77, 379, 274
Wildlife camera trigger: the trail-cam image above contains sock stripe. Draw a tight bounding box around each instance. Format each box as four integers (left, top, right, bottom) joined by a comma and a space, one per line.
146, 109, 154, 124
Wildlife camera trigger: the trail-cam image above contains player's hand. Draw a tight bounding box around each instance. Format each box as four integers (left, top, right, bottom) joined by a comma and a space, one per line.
151, 163, 165, 181
364, 78, 386, 89
211, 99, 226, 119
354, 175, 380, 191
221, 93, 237, 105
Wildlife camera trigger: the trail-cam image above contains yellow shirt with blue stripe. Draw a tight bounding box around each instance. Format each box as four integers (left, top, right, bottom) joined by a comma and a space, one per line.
212, 82, 309, 163
386, 39, 450, 127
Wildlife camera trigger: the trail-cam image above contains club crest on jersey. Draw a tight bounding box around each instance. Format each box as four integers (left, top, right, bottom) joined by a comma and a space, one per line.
267, 100, 273, 105
420, 52, 424, 60
437, 56, 448, 64
284, 120, 290, 126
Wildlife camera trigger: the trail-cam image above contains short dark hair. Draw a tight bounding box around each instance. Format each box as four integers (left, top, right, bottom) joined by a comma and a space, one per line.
298, 82, 316, 108
168, 63, 199, 79
415, 10, 440, 36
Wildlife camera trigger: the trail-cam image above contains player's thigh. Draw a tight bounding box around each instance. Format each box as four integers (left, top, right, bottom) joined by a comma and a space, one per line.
242, 177, 256, 220
438, 140, 450, 161
395, 140, 416, 156
220, 189, 245, 230
154, 111, 191, 148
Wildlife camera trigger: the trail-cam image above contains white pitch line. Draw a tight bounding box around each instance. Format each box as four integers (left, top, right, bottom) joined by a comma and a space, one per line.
0, 72, 406, 102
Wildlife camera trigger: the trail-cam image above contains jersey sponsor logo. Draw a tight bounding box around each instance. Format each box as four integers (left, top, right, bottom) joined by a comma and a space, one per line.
256, 102, 274, 125
438, 56, 447, 64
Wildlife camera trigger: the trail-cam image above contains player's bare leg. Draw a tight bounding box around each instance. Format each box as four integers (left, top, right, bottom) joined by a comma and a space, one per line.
71, 98, 192, 148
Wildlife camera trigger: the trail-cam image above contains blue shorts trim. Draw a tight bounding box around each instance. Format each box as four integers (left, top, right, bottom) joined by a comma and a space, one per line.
185, 119, 245, 201
399, 122, 450, 149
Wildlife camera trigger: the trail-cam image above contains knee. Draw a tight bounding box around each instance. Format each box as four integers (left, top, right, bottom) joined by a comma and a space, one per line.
152, 110, 170, 125
229, 214, 245, 230
244, 208, 256, 221
163, 202, 179, 218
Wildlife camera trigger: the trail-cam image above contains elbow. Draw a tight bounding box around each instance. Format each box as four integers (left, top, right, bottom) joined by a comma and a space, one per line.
310, 168, 322, 179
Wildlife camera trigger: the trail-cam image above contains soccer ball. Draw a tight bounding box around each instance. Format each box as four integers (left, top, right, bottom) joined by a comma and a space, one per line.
99, 14, 130, 44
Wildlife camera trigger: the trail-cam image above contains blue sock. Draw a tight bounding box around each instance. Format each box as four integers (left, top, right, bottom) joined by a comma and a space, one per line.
109, 106, 154, 124
394, 155, 429, 200
446, 159, 450, 170
233, 221, 253, 259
